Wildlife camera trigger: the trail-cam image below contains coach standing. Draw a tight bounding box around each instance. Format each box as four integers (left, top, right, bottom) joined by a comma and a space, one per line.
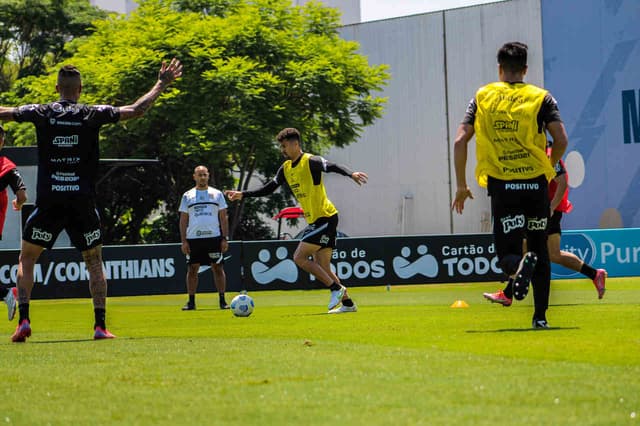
451, 42, 568, 329
179, 165, 230, 311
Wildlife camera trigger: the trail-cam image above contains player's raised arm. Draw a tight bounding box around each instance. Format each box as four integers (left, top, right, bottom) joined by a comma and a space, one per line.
119, 58, 183, 121
0, 107, 17, 122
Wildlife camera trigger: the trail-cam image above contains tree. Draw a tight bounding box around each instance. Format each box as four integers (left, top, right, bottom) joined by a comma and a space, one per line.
4, 0, 389, 243
0, 0, 107, 91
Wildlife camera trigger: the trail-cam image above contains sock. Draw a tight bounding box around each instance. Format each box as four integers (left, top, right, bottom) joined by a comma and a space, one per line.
94, 308, 106, 329
503, 277, 514, 299
342, 298, 354, 307
188, 294, 195, 305
219, 293, 226, 304
329, 282, 342, 291
580, 263, 597, 280
18, 303, 30, 323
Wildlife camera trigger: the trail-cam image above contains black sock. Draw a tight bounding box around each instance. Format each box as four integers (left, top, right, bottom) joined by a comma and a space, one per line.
18, 303, 29, 323
342, 298, 354, 307
219, 293, 227, 305
94, 308, 106, 329
580, 263, 597, 280
329, 282, 342, 291
188, 294, 195, 305
503, 277, 514, 299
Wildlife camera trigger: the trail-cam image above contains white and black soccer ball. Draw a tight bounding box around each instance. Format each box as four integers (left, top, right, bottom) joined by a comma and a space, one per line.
230, 294, 254, 317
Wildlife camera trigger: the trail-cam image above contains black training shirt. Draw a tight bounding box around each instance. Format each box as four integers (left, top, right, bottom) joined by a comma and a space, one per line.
13, 101, 119, 204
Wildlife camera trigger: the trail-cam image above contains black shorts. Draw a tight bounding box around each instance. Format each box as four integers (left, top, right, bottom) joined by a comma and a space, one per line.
299, 214, 338, 249
186, 237, 224, 265
548, 211, 563, 235
23, 199, 102, 251
487, 175, 549, 275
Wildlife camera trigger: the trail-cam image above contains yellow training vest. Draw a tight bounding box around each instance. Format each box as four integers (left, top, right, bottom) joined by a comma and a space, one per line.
284, 153, 338, 223
474, 82, 556, 187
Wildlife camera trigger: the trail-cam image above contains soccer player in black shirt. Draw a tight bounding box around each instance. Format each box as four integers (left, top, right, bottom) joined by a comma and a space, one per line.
0, 59, 182, 342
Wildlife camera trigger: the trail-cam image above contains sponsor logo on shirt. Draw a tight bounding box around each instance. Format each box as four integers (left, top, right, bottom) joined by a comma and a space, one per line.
50, 119, 82, 127
50, 157, 81, 165
52, 135, 79, 147
51, 184, 80, 191
493, 120, 519, 131
51, 172, 80, 182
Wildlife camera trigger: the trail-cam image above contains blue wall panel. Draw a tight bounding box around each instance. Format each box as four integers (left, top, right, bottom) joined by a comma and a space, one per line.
541, 0, 640, 228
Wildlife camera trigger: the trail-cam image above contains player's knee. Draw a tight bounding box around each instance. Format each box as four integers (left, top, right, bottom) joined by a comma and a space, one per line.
293, 253, 307, 267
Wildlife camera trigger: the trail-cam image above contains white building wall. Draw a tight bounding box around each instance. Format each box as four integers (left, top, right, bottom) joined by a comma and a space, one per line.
91, 0, 361, 25
329, 0, 544, 236
445, 0, 544, 234
335, 14, 449, 237
89, 0, 137, 14
293, 0, 360, 25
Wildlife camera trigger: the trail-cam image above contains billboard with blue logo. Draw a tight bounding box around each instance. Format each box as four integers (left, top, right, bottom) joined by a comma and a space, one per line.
541, 0, 640, 229
552, 228, 640, 279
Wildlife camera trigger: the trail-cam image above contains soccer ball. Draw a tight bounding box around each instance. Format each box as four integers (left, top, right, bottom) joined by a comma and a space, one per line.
230, 294, 254, 317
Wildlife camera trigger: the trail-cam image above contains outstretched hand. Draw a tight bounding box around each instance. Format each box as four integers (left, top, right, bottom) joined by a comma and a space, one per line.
158, 58, 183, 86
224, 190, 243, 201
352, 172, 368, 186
451, 186, 473, 214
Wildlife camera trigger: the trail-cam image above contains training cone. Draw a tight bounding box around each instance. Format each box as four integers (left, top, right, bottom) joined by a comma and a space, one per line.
450, 300, 469, 308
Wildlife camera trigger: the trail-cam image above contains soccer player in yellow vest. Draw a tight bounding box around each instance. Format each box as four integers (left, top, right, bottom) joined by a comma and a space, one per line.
225, 128, 368, 313
483, 144, 607, 307
451, 42, 568, 329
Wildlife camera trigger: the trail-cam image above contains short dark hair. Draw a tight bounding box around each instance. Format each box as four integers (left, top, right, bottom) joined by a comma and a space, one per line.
57, 65, 82, 91
497, 42, 528, 73
276, 128, 301, 144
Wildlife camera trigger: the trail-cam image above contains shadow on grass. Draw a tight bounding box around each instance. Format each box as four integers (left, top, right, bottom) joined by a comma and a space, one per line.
549, 303, 590, 307
466, 326, 580, 333
31, 338, 96, 344
282, 312, 330, 317
186, 308, 229, 311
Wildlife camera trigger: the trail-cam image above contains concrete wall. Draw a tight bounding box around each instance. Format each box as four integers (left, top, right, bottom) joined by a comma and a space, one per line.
330, 0, 544, 236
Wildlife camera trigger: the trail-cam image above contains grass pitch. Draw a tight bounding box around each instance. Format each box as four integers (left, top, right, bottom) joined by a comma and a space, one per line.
1, 278, 638, 425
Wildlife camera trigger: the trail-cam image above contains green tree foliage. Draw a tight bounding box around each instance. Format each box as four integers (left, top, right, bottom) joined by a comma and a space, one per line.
0, 0, 107, 91
5, 0, 388, 243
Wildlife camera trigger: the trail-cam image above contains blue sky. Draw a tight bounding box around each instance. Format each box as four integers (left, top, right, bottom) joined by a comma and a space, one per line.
360, 0, 501, 22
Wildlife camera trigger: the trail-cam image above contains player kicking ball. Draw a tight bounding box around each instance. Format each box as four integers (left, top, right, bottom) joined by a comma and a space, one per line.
225, 128, 367, 313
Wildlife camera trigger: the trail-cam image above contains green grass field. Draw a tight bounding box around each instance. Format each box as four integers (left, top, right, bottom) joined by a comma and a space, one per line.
1, 278, 638, 426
